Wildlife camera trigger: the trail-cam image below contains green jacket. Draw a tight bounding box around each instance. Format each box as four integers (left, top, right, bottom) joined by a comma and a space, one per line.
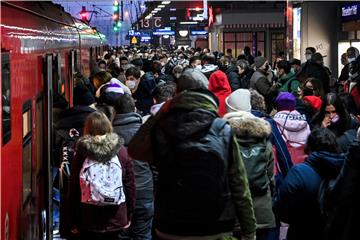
128, 90, 256, 237
279, 71, 300, 96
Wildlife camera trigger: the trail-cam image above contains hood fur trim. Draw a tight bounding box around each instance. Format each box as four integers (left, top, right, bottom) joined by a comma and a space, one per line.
224, 111, 271, 138
76, 133, 124, 162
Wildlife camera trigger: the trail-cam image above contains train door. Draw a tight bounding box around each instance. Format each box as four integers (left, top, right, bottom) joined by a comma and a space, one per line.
44, 54, 53, 240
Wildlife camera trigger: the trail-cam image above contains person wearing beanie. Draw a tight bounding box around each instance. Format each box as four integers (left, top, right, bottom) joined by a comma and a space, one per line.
223, 110, 276, 240
250, 56, 278, 113
225, 89, 252, 113
303, 95, 322, 111
208, 69, 232, 117
274, 92, 311, 164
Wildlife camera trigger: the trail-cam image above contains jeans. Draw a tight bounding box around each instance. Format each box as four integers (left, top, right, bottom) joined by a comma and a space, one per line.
118, 199, 154, 240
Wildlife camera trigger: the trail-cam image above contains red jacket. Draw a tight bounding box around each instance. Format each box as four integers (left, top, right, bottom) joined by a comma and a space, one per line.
69, 133, 136, 234
208, 70, 232, 117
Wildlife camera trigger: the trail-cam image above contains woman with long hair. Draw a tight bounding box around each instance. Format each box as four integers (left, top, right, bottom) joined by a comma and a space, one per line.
69, 111, 135, 240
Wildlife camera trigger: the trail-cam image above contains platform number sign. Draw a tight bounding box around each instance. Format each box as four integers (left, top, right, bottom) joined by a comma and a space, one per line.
139, 17, 163, 29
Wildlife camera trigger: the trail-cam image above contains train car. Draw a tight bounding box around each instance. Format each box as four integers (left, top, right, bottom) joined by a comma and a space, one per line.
0, 2, 107, 239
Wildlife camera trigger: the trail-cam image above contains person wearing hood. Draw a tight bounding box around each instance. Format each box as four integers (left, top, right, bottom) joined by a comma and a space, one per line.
276, 60, 300, 96
128, 68, 257, 240
273, 128, 346, 240
250, 56, 279, 113
224, 89, 276, 240
274, 92, 311, 164
200, 53, 219, 79
112, 94, 155, 240
69, 111, 135, 239
92, 71, 125, 106
219, 56, 241, 91
208, 68, 232, 117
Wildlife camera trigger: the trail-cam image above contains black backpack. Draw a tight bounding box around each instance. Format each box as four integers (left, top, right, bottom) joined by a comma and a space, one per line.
156, 118, 233, 222
237, 139, 271, 196
56, 128, 80, 238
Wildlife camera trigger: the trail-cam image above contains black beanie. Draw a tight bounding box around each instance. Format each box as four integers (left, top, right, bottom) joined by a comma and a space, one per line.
74, 85, 95, 106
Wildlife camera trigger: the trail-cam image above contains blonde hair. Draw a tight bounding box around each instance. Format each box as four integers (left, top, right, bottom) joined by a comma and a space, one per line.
84, 111, 112, 136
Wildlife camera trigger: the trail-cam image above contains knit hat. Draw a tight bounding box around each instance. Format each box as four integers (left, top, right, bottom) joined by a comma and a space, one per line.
275, 92, 296, 111
254, 56, 267, 68
74, 85, 96, 106
225, 89, 251, 113
303, 95, 322, 111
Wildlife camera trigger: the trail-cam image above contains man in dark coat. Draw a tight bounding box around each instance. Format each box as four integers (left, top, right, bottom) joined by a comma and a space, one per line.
113, 94, 154, 240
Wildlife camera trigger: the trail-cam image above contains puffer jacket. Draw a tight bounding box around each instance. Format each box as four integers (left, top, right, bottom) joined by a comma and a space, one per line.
224, 111, 276, 229
133, 72, 157, 116
201, 64, 219, 79
225, 65, 241, 91
128, 90, 256, 238
69, 133, 136, 233
274, 151, 346, 240
274, 110, 311, 148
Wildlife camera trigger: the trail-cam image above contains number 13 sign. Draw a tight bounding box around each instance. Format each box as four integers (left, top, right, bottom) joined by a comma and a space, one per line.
139, 17, 163, 29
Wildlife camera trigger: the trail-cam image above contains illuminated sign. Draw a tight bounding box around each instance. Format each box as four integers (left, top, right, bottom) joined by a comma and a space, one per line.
153, 30, 175, 36
341, 3, 360, 21
191, 30, 208, 35
128, 30, 141, 36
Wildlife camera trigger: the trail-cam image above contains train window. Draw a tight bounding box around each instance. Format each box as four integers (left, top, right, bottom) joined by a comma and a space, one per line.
36, 96, 44, 175
22, 101, 32, 205
2, 51, 11, 145
54, 54, 64, 96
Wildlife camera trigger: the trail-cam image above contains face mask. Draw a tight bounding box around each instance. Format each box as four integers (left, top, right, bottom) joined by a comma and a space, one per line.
331, 114, 340, 124
125, 80, 137, 90
305, 54, 312, 61
302, 87, 314, 97
195, 65, 202, 70
348, 57, 356, 63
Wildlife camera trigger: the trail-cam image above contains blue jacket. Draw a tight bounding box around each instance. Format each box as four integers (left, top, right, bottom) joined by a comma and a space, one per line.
274, 151, 345, 240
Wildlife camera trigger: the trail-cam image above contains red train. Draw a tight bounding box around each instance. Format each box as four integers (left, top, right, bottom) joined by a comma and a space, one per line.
1, 2, 107, 239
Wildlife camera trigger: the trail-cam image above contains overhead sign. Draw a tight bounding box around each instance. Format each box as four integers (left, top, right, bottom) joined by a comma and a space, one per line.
153, 30, 175, 36
128, 30, 141, 36
131, 36, 138, 44
342, 3, 360, 21
138, 17, 163, 29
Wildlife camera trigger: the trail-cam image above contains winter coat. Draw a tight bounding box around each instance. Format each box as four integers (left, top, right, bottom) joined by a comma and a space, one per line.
69, 133, 136, 233
201, 64, 219, 79
132, 72, 157, 116
250, 69, 278, 113
295, 99, 315, 127
208, 70, 232, 117
251, 110, 293, 176
299, 61, 331, 94
274, 110, 311, 148
224, 111, 276, 229
128, 90, 256, 238
274, 151, 346, 240
112, 112, 154, 200
225, 65, 241, 91
278, 72, 300, 96
239, 69, 254, 89
96, 78, 125, 106
323, 141, 360, 240
344, 75, 360, 113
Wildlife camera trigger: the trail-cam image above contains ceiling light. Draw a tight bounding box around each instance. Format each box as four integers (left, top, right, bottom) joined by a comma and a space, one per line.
154, 8, 161, 11
180, 21, 198, 25
163, 35, 170, 39
158, 5, 165, 8
179, 30, 189, 37
162, 1, 171, 4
